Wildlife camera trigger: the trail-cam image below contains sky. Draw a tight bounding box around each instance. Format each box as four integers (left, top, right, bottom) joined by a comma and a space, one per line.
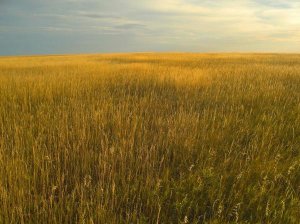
0, 0, 300, 55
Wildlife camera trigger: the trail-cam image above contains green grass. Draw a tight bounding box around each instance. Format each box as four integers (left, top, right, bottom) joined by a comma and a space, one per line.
0, 53, 299, 223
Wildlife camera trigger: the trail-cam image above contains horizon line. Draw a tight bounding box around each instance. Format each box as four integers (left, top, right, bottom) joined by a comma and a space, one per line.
1, 51, 300, 58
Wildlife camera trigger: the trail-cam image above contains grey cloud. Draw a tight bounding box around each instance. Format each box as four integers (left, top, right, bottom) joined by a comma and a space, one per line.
253, 0, 292, 8
115, 23, 146, 30
79, 12, 122, 19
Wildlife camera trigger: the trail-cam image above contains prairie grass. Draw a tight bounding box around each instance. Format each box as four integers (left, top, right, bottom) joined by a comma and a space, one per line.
0, 53, 299, 223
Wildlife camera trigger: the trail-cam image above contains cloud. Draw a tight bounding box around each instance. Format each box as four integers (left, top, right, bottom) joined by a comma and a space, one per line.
254, 0, 292, 8
132, 0, 300, 43
40, 26, 74, 32
1, 0, 300, 55
115, 23, 146, 30
78, 12, 121, 19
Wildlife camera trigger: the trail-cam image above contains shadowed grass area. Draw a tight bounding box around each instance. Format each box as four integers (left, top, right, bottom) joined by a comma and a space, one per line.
0, 53, 299, 223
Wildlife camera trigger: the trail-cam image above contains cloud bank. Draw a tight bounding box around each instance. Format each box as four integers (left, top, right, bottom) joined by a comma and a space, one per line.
0, 0, 299, 55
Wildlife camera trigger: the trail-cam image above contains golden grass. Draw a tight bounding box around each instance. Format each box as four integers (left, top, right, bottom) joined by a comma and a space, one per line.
0, 53, 299, 223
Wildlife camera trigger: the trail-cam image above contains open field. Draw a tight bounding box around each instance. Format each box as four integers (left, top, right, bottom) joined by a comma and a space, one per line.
0, 53, 300, 223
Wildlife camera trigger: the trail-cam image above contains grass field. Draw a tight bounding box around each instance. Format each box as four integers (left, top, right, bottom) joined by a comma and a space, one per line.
0, 53, 299, 223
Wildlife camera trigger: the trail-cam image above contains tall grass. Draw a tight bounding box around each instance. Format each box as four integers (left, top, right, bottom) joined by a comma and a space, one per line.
0, 53, 299, 223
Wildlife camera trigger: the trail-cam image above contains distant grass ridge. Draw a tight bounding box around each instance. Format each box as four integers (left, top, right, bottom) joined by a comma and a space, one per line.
0, 53, 299, 223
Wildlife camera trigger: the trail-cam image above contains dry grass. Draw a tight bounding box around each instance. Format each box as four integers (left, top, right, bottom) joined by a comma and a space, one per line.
0, 53, 299, 223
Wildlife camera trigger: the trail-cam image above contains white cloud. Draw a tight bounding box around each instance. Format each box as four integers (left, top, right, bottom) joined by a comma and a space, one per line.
128, 0, 300, 48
